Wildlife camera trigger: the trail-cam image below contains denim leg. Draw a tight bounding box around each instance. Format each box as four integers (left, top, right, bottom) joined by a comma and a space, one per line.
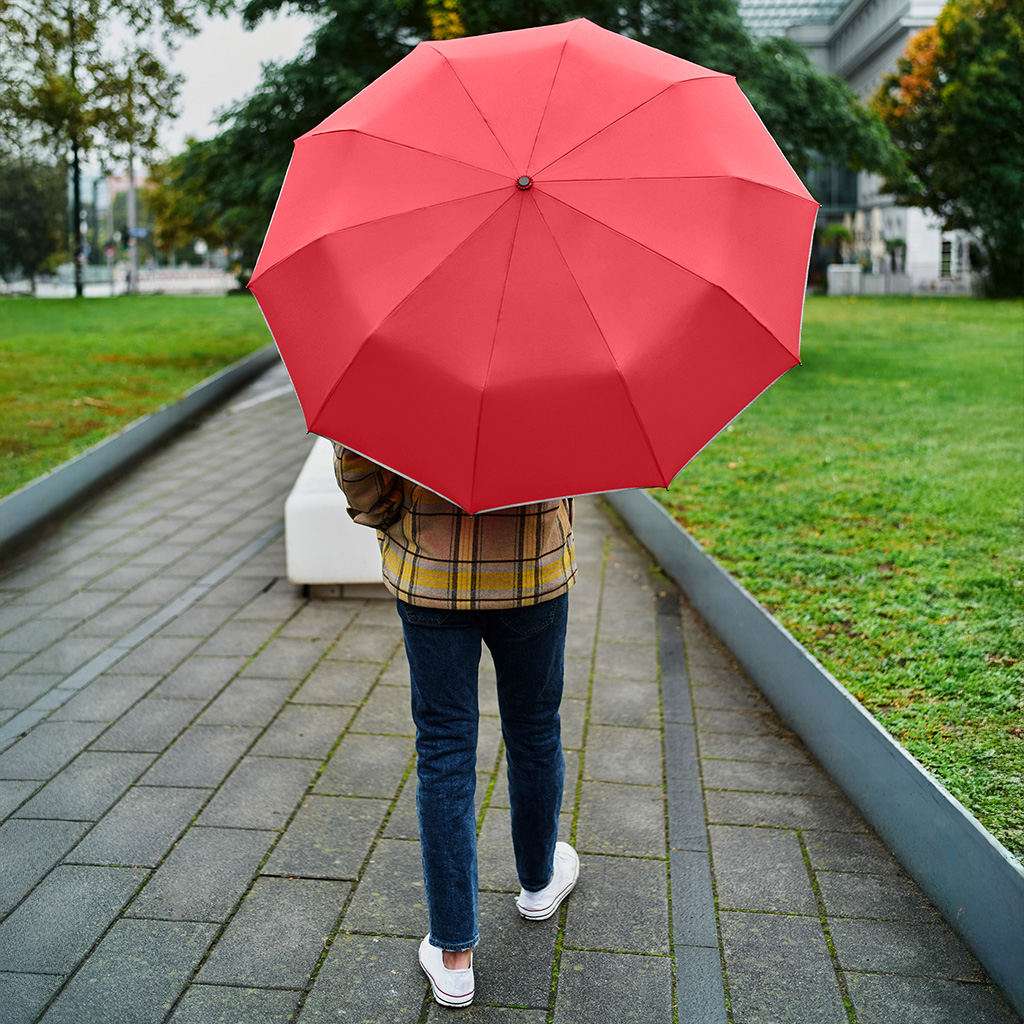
485, 594, 568, 893
397, 600, 481, 952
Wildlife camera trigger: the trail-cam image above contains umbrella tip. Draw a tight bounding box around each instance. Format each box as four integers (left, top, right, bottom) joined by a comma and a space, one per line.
516, 176, 532, 190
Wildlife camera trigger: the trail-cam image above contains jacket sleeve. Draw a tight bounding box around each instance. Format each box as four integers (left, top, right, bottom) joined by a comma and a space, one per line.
332, 443, 404, 529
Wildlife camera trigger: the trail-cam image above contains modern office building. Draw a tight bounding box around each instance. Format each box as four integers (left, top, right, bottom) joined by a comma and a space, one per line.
739, 0, 974, 292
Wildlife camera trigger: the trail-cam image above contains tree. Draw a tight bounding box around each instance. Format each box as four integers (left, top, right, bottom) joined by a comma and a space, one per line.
0, 154, 66, 280
872, 0, 1024, 296
0, 0, 230, 294
169, 0, 898, 277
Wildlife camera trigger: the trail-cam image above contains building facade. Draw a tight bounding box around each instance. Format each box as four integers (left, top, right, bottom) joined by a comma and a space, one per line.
739, 0, 975, 292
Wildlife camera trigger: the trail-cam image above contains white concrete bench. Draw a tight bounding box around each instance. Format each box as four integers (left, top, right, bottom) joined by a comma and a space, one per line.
284, 437, 389, 598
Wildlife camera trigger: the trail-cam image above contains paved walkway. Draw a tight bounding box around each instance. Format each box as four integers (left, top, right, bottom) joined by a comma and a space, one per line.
0, 362, 1019, 1024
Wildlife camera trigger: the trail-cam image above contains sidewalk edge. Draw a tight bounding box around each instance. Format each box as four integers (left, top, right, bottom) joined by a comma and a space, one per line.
604, 487, 1024, 1018
0, 344, 280, 557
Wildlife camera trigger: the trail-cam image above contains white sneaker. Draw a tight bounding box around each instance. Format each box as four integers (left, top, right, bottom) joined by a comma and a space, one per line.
418, 935, 475, 1007
515, 842, 580, 920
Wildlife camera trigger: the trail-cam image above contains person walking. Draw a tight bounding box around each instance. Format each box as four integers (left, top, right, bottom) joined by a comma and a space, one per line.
334, 444, 581, 1008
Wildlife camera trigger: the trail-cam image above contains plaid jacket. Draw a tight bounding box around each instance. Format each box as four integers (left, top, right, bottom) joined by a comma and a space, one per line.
333, 445, 577, 610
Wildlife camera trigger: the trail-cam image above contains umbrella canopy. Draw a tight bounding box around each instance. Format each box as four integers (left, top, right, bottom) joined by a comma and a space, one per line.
250, 18, 819, 513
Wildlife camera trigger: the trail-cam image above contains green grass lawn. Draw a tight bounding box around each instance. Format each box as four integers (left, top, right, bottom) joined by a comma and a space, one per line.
655, 295, 1024, 856
0, 294, 273, 497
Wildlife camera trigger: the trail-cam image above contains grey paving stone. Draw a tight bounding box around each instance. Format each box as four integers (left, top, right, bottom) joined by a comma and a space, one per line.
696, 707, 779, 737
584, 725, 663, 785
817, 870, 943, 923
152, 655, 246, 698
426, 1007, 548, 1023
477, 806, 571, 893
0, 617, 77, 653
561, 655, 591, 700
802, 831, 901, 876
843, 972, 1022, 1024
710, 825, 818, 914
0, 818, 91, 915
232, 586, 305, 622
0, 973, 65, 1024
589, 679, 660, 728
197, 756, 317, 830
597, 609, 657, 645
326, 624, 404, 663
576, 781, 666, 858
91, 697, 205, 752
0, 602, 49, 633
251, 704, 354, 758
66, 784, 211, 867
342, 837, 429, 936
560, 697, 586, 750
705, 790, 868, 833
168, 985, 301, 1024
196, 677, 295, 727
126, 827, 273, 922
198, 576, 272, 607
297, 934, 424, 1024
240, 636, 331, 679
0, 864, 148, 972
0, 721, 107, 780
475, 890, 558, 1008
669, 849, 720, 948
71, 601, 161, 637
699, 731, 811, 765
277, 602, 359, 640
139, 725, 261, 788
0, 779, 38, 818
675, 943, 729, 1024
315, 733, 415, 798
552, 949, 673, 1024
10, 759, 153, 829
263, 795, 389, 879
0, 673, 62, 709
293, 658, 382, 705
106, 636, 203, 676
719, 910, 848, 1024
691, 679, 771, 712
663, 720, 699, 780
702, 758, 839, 797
592, 641, 658, 682
197, 876, 348, 988
350, 683, 415, 735
117, 576, 193, 607
47, 674, 160, 722
156, 602, 236, 638
195, 620, 279, 656
562, 854, 669, 954
38, 918, 217, 1024
13, 636, 110, 675
829, 918, 985, 981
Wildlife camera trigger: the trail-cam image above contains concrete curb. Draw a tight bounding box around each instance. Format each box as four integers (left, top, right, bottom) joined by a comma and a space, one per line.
603, 487, 1024, 1017
0, 344, 280, 556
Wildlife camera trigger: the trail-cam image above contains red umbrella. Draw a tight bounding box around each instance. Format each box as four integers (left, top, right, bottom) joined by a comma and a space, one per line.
249, 18, 818, 513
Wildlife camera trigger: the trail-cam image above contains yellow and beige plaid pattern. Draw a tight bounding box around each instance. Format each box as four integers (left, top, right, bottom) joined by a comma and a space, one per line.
334, 446, 577, 610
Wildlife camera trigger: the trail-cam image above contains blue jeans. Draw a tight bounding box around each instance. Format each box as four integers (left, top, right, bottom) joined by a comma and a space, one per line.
396, 593, 569, 952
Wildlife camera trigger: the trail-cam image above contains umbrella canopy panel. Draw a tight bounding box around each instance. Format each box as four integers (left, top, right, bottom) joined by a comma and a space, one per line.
250, 18, 819, 513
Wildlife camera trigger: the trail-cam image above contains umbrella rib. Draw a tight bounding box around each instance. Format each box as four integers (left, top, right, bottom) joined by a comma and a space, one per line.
305, 126, 515, 182
529, 193, 671, 486
539, 174, 820, 206
425, 46, 518, 177
524, 19, 582, 172
467, 197, 526, 511
306, 192, 520, 433
252, 187, 510, 281
532, 74, 726, 179
537, 188, 804, 370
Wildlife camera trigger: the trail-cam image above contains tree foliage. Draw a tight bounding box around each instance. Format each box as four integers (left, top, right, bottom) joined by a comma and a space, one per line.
0, 155, 66, 278
166, 0, 897, 274
872, 0, 1024, 295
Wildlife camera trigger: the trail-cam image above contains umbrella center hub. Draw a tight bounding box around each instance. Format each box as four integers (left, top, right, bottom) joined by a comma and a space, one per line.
516, 175, 532, 190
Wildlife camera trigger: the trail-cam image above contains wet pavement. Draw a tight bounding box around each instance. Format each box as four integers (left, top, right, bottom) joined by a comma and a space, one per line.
0, 361, 1019, 1024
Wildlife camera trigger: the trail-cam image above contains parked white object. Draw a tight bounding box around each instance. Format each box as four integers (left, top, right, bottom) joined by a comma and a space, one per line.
285, 436, 383, 585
